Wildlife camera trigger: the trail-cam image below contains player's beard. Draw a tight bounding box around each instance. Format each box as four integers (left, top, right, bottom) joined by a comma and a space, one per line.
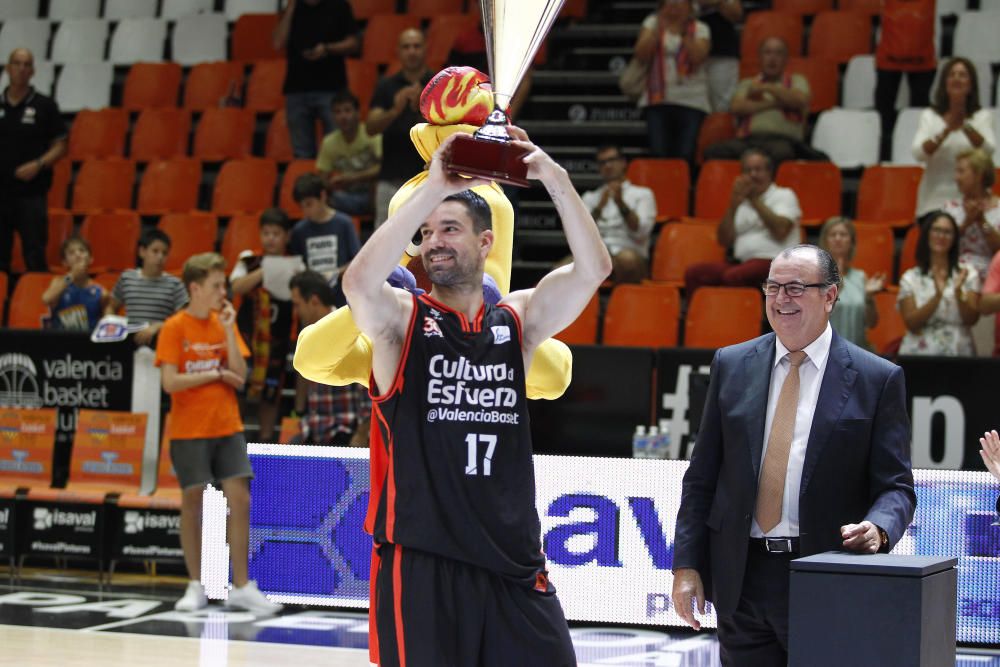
423, 249, 480, 290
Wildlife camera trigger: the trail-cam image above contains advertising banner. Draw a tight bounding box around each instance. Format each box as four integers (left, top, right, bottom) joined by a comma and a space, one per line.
0, 497, 12, 559
23, 502, 102, 558
201, 446, 1000, 646
112, 507, 182, 561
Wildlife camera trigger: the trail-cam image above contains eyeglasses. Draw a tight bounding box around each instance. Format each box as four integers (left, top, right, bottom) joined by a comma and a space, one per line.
761, 281, 829, 297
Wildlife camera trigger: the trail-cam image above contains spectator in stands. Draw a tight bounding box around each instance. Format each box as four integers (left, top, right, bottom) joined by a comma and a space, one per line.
289, 172, 361, 305
230, 208, 301, 442
874, 0, 936, 161
367, 28, 433, 227
703, 37, 813, 164
685, 147, 800, 296
977, 251, 1000, 356
580, 145, 657, 283
42, 237, 106, 332
316, 90, 381, 217
981, 430, 1000, 488
289, 270, 371, 446
697, 0, 742, 112
106, 229, 188, 347
273, 0, 360, 159
818, 217, 885, 350
912, 58, 995, 218
632, 0, 711, 163
897, 211, 980, 356
0, 48, 67, 274
942, 149, 1000, 283
157, 252, 282, 615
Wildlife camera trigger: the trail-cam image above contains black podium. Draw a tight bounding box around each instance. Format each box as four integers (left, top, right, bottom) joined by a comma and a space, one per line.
788, 552, 957, 667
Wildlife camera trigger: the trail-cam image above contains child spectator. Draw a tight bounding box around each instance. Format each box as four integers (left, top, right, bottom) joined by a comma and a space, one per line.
230, 208, 302, 441
156, 252, 282, 615
42, 236, 105, 331
289, 172, 361, 305
106, 228, 188, 347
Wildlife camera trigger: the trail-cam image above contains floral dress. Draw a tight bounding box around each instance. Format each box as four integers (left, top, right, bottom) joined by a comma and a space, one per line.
897, 263, 981, 356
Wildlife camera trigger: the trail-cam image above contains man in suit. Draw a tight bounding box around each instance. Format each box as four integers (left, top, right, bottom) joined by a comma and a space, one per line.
671, 244, 916, 666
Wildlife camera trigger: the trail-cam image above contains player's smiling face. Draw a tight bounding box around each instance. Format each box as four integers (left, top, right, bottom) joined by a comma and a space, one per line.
419, 201, 491, 288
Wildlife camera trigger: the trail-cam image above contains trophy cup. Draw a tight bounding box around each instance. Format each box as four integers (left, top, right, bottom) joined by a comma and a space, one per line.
445, 0, 566, 187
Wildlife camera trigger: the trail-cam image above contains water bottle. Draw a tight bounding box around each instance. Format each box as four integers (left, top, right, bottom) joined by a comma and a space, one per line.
647, 426, 659, 459
656, 419, 672, 459
632, 425, 647, 459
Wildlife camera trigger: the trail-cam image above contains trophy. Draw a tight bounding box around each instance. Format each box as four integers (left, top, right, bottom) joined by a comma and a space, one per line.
445, 0, 566, 187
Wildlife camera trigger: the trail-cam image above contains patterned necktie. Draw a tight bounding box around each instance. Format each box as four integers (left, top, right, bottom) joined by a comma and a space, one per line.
755, 350, 807, 534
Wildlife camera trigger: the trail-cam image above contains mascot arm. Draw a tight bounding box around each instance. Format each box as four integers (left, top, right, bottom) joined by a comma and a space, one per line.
525, 338, 573, 400
292, 306, 373, 388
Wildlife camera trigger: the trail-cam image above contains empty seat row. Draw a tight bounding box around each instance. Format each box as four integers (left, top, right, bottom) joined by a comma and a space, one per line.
0, 0, 271, 21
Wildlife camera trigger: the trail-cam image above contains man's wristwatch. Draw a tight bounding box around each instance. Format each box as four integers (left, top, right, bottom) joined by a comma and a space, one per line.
877, 527, 889, 549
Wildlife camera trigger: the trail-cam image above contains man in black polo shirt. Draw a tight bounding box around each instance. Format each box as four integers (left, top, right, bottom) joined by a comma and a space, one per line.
367, 28, 432, 228
0, 48, 67, 274
273, 0, 360, 159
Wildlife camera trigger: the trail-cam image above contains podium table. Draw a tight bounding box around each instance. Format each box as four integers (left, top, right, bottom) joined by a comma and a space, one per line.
788, 552, 957, 667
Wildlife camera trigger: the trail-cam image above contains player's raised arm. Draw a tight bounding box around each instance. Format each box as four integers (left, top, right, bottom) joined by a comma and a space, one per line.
502, 127, 613, 350
341, 134, 489, 342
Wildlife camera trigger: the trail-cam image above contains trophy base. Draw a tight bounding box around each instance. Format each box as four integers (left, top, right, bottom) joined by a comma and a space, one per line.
445, 133, 530, 188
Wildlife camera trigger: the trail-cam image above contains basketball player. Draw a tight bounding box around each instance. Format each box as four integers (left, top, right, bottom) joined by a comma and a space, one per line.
341, 127, 612, 666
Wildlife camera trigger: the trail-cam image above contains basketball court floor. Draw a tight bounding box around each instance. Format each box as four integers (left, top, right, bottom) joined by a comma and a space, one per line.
0, 569, 998, 666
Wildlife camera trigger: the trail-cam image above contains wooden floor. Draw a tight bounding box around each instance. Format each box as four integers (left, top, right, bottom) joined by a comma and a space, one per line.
0, 624, 372, 667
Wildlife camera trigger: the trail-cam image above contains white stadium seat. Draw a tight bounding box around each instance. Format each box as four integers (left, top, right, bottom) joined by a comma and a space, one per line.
54, 62, 113, 112
811, 108, 881, 169
171, 13, 227, 66
224, 0, 280, 21
104, 0, 159, 20
891, 108, 924, 165
50, 18, 107, 64
952, 12, 1000, 62
48, 0, 101, 20
109, 18, 166, 64
0, 19, 51, 62
0, 0, 39, 20
160, 0, 215, 20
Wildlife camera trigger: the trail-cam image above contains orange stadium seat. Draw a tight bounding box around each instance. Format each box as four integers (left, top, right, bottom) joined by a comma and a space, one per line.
626, 158, 690, 222
362, 14, 423, 65
159, 212, 220, 273
193, 108, 255, 161
130, 108, 192, 162
650, 223, 726, 286
772, 0, 833, 14
554, 293, 599, 345
856, 165, 922, 227
425, 14, 479, 68
696, 112, 736, 164
8, 273, 57, 329
0, 408, 57, 494
694, 160, 741, 219
71, 158, 136, 214
839, 0, 881, 15
685, 287, 763, 348
265, 109, 294, 161
350, 0, 395, 20
775, 160, 842, 227
346, 59, 378, 116
246, 59, 286, 112
137, 158, 202, 216
116, 414, 182, 510
897, 223, 920, 279
93, 271, 120, 294
213, 158, 278, 216
560, 0, 588, 18
408, 0, 465, 18
786, 57, 838, 113
868, 291, 907, 355
183, 61, 245, 111
741, 11, 803, 70
80, 211, 141, 272
67, 108, 129, 161
122, 62, 182, 110
222, 212, 265, 269
0, 271, 7, 318
48, 158, 71, 209
808, 11, 872, 64
280, 159, 317, 218
852, 223, 895, 281
603, 283, 681, 347
232, 13, 283, 62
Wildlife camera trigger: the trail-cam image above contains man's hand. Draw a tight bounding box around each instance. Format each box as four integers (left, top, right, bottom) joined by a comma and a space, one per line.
424, 132, 491, 195
607, 180, 624, 203
133, 323, 159, 346
68, 257, 89, 282
841, 520, 882, 553
393, 84, 421, 112
220, 368, 245, 389
14, 160, 42, 182
218, 300, 237, 327
730, 174, 753, 207
507, 126, 564, 182
980, 430, 1000, 482
671, 568, 706, 630
302, 43, 326, 61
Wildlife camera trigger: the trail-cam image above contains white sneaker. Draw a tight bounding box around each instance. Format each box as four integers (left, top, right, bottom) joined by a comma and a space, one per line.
175, 580, 208, 612
225, 580, 283, 615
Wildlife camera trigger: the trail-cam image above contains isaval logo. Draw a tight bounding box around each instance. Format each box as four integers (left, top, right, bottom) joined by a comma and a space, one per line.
33, 507, 97, 531
0, 507, 9, 529
124, 511, 180, 534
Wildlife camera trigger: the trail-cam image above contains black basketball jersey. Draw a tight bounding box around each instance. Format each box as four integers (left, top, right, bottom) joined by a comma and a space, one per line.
367, 293, 546, 583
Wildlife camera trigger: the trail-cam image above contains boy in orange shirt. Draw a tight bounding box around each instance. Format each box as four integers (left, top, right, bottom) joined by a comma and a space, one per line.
156, 252, 281, 615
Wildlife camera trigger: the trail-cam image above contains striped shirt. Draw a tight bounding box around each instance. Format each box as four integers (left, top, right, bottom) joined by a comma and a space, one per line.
111, 269, 188, 325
